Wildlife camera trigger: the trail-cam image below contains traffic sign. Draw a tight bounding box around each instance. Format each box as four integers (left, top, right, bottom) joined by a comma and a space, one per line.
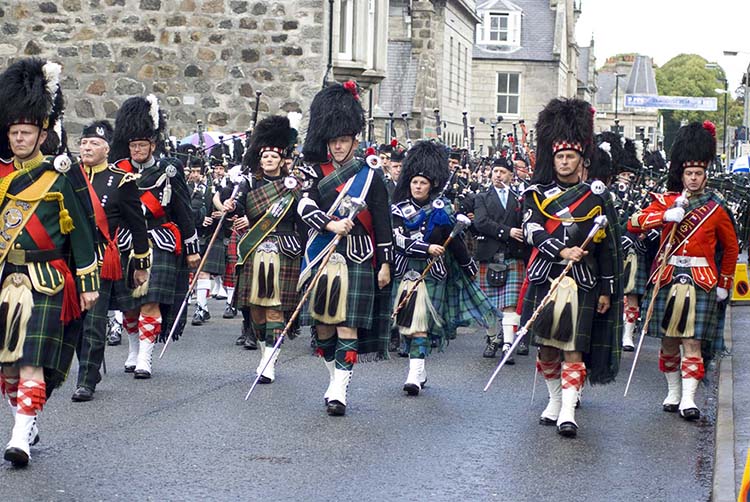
624, 94, 718, 111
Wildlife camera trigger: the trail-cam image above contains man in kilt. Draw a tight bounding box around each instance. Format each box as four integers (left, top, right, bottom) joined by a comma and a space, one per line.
474, 157, 526, 362
521, 98, 623, 438
627, 121, 738, 421
72, 120, 151, 402
0, 58, 100, 466
230, 114, 302, 383
298, 81, 393, 416
109, 95, 200, 379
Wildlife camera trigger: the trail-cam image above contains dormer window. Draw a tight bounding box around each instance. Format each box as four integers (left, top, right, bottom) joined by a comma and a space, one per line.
476, 10, 521, 46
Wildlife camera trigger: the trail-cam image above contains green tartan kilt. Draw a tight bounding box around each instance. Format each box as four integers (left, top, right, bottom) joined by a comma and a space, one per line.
393, 259, 448, 336
300, 250, 376, 330
624, 251, 650, 297
138, 248, 177, 306
200, 238, 226, 276
477, 259, 525, 311
522, 266, 598, 353
0, 265, 76, 390
108, 251, 140, 312
641, 266, 717, 341
236, 238, 301, 313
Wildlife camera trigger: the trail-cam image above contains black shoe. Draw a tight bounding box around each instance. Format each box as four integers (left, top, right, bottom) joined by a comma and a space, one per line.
107, 330, 122, 346
680, 408, 700, 421
516, 341, 529, 356
539, 416, 556, 426
235, 333, 247, 346
133, 369, 151, 379
663, 403, 679, 413
483, 341, 499, 358
4, 447, 29, 467
71, 386, 94, 402
191, 307, 205, 326
204, 309, 211, 321
557, 422, 578, 437
223, 304, 237, 319
403, 383, 420, 396
326, 400, 346, 416
430, 338, 439, 349
243, 333, 258, 350
501, 343, 515, 365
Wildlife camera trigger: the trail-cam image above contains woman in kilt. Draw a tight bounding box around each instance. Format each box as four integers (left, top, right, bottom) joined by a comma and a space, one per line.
297, 82, 393, 416
391, 141, 483, 396
627, 121, 738, 421
231, 115, 302, 384
473, 157, 527, 362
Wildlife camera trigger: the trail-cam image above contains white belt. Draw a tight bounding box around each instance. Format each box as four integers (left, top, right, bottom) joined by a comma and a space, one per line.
668, 256, 709, 267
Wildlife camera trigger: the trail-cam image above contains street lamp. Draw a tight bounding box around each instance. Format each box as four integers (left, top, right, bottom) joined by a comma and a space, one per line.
714, 84, 729, 156
614, 73, 627, 134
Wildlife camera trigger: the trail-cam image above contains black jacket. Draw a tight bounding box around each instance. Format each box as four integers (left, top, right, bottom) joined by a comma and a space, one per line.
473, 186, 525, 262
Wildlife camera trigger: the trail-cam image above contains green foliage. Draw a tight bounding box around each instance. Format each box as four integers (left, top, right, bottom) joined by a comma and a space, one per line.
655, 54, 743, 151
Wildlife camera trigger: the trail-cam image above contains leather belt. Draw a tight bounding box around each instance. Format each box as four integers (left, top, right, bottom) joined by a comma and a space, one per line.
6, 248, 63, 265
667, 256, 709, 268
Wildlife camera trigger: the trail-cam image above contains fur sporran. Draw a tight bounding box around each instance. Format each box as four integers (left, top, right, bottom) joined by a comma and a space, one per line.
393, 270, 442, 335
486, 262, 508, 288
250, 241, 282, 307
535, 276, 578, 347
0, 273, 34, 363
310, 252, 348, 324
660, 275, 696, 338
623, 251, 637, 295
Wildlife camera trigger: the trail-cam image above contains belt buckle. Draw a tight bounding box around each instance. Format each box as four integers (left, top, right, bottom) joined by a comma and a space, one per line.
7, 249, 25, 266
675, 256, 691, 267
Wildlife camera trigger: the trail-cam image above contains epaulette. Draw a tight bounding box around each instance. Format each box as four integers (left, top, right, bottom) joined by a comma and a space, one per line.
521, 183, 542, 195
650, 192, 668, 206
392, 199, 415, 218
296, 163, 317, 179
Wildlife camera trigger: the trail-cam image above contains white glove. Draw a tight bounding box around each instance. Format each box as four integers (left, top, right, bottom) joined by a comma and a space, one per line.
717, 287, 729, 302
663, 207, 685, 223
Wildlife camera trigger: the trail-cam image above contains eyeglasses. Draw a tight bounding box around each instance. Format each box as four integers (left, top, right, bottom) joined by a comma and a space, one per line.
129, 142, 152, 151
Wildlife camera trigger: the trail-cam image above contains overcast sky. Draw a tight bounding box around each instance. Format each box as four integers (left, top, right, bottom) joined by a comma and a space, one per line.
575, 0, 750, 96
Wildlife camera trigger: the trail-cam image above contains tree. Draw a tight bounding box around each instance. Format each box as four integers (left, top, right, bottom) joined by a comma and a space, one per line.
655, 54, 744, 152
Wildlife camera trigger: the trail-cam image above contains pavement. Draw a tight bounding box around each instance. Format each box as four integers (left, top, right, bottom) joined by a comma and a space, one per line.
0, 298, 734, 501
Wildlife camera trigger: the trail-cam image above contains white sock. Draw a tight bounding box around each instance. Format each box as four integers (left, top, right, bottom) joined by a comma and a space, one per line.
226, 287, 235, 305
197, 279, 211, 308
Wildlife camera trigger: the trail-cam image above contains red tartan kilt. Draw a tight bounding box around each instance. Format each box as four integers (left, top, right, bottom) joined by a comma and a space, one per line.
477, 259, 525, 310
224, 231, 240, 288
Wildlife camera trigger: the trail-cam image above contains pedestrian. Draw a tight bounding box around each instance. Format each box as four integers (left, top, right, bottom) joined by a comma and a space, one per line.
0, 58, 100, 466
72, 120, 151, 402
627, 121, 738, 421
297, 81, 393, 416
521, 98, 623, 438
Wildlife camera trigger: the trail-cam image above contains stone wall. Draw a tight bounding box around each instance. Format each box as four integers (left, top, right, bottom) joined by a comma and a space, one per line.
0, 0, 326, 140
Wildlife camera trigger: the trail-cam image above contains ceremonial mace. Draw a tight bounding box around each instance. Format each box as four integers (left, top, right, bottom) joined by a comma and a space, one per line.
401, 112, 413, 150
484, 215, 609, 392
245, 198, 368, 400
392, 214, 472, 319
159, 179, 244, 358
623, 194, 689, 397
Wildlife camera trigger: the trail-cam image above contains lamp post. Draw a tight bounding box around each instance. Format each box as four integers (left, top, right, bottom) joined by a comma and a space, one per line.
614, 73, 627, 134
714, 82, 729, 155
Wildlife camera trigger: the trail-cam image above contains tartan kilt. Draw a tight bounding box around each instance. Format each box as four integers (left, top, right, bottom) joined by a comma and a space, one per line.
224, 232, 239, 288
300, 249, 376, 329
641, 266, 717, 342
201, 238, 226, 276
0, 265, 75, 391
108, 251, 139, 312
477, 259, 525, 311
521, 266, 598, 353
138, 248, 178, 306
393, 259, 448, 336
623, 251, 650, 297
236, 236, 301, 312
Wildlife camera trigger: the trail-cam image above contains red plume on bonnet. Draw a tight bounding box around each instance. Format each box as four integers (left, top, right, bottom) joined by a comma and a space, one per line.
365, 146, 376, 156
702, 120, 716, 138
390, 138, 398, 147
343, 80, 359, 101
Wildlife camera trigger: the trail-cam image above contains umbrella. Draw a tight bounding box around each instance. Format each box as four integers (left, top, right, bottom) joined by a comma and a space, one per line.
179, 131, 227, 151
731, 155, 750, 174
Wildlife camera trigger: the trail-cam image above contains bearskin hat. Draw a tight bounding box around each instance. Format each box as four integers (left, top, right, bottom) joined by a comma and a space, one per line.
302, 81, 365, 163
242, 114, 296, 174
596, 131, 624, 171
667, 121, 716, 192
0, 57, 64, 159
109, 94, 166, 162
393, 140, 449, 203
587, 144, 615, 182
621, 138, 643, 174
81, 120, 114, 144
644, 149, 667, 172
533, 98, 594, 184
209, 143, 230, 166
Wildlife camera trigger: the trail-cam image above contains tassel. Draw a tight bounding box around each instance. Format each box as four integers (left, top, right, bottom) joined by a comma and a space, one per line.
315, 347, 324, 357
101, 240, 123, 281
398, 291, 418, 329
344, 350, 358, 364
58, 208, 74, 234
7, 303, 22, 352
266, 261, 275, 299
161, 182, 172, 205
257, 261, 267, 298
535, 302, 554, 339
677, 293, 690, 335
593, 227, 606, 244
556, 303, 574, 342
313, 275, 328, 316
661, 293, 675, 332
328, 275, 341, 317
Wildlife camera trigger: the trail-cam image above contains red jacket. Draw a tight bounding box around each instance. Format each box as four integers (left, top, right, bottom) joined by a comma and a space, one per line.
627, 191, 738, 291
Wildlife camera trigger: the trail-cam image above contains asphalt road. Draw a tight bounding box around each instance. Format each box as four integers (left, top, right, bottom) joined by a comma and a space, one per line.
0, 299, 717, 501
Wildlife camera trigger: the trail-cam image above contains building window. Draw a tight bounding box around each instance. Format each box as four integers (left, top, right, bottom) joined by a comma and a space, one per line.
338, 0, 354, 59
449, 37, 453, 102
488, 14, 509, 41
477, 11, 521, 46
457, 41, 462, 103
496, 72, 520, 115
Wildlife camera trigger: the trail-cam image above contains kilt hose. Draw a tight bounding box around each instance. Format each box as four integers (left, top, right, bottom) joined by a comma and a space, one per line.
521, 265, 599, 353
223, 232, 239, 288
641, 266, 718, 342
139, 248, 178, 307
0, 264, 78, 392
201, 237, 226, 276
236, 236, 301, 313
478, 258, 525, 311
